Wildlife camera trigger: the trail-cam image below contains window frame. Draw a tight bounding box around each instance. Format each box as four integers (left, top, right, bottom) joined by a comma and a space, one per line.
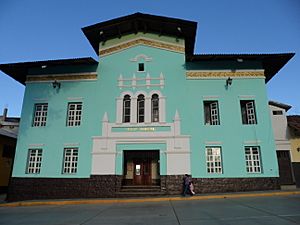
151, 94, 159, 122
62, 147, 79, 174
26, 149, 43, 174
32, 103, 48, 127
206, 146, 223, 174
204, 101, 220, 125
138, 63, 145, 72
245, 146, 262, 173
123, 95, 131, 123
137, 94, 145, 123
240, 100, 257, 124
66, 102, 83, 127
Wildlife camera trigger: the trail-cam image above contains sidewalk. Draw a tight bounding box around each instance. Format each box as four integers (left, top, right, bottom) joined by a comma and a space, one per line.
1, 189, 300, 207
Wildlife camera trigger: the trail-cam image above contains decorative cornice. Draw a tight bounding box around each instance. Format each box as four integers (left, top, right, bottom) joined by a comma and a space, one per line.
100, 38, 184, 56
26, 73, 97, 82
186, 70, 265, 79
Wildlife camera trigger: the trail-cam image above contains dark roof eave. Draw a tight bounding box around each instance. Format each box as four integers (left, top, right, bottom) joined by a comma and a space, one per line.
0, 57, 98, 85
186, 53, 295, 83
269, 100, 292, 111
82, 12, 197, 56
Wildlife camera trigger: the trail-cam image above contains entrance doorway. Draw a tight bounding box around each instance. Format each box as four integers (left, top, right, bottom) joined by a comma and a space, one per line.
277, 150, 294, 185
133, 159, 151, 185
123, 150, 160, 186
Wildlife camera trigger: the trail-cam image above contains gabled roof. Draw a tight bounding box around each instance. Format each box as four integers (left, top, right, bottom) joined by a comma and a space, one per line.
188, 53, 295, 83
82, 12, 197, 56
287, 115, 300, 134
0, 57, 98, 85
269, 100, 292, 111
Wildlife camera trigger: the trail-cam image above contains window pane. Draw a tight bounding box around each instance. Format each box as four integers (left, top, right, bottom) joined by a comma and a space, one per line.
67, 103, 82, 126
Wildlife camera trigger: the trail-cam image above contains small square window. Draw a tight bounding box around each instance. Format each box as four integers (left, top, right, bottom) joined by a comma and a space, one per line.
138, 63, 144, 72
272, 110, 283, 115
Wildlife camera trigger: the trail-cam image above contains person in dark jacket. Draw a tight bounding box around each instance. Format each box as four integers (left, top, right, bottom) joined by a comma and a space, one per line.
182, 174, 191, 196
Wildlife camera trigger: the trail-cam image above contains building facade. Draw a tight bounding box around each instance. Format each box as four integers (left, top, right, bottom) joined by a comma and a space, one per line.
269, 101, 294, 185
0, 108, 19, 193
287, 115, 300, 187
0, 13, 294, 201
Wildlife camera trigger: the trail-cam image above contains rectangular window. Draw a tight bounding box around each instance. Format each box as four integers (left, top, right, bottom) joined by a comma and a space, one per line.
272, 110, 283, 115
63, 148, 78, 174
138, 63, 144, 72
27, 149, 42, 174
137, 98, 145, 123
240, 100, 257, 124
206, 147, 222, 173
204, 101, 220, 125
67, 102, 82, 126
33, 103, 48, 127
123, 97, 131, 123
245, 146, 261, 173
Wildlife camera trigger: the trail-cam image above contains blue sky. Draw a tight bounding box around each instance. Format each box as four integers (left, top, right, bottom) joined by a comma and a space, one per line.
0, 0, 299, 117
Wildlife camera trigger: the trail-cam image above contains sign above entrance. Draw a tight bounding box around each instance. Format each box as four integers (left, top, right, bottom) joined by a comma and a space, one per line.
112, 126, 171, 132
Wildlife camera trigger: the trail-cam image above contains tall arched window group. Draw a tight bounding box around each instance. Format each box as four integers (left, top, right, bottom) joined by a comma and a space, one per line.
122, 93, 160, 123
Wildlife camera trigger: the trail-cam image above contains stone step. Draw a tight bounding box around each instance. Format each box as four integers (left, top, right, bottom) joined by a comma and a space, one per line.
116, 191, 166, 198
120, 188, 162, 193
121, 185, 161, 189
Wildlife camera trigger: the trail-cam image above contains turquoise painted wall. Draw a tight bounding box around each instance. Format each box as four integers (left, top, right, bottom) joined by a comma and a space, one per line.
12, 40, 278, 179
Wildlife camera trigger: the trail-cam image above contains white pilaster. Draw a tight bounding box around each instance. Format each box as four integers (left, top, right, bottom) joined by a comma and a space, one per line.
160, 96, 166, 123
145, 96, 151, 124
116, 97, 123, 124
131, 97, 137, 124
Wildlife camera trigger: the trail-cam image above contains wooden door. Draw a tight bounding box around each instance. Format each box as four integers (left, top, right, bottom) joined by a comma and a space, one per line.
133, 160, 151, 185
277, 151, 294, 185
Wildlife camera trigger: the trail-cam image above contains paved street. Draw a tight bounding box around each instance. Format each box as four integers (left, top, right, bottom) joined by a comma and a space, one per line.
1, 195, 300, 225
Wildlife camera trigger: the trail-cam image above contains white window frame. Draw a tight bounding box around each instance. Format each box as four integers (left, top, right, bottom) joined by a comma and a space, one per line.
63, 148, 78, 174
123, 95, 131, 123
27, 149, 42, 174
206, 147, 222, 174
241, 100, 257, 124
33, 103, 48, 127
245, 146, 261, 173
204, 101, 220, 125
151, 94, 159, 122
67, 102, 82, 126
116, 91, 166, 124
137, 94, 145, 123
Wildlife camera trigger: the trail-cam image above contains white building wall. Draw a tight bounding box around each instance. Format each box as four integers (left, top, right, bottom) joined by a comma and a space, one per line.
269, 104, 291, 151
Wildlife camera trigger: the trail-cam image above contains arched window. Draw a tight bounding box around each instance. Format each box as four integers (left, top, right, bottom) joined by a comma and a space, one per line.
151, 94, 159, 122
137, 94, 145, 123
123, 95, 131, 123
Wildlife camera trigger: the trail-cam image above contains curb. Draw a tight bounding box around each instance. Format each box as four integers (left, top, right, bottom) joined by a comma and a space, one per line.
1, 191, 300, 207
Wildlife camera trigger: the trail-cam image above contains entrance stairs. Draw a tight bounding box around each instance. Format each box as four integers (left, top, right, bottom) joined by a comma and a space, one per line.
117, 185, 166, 198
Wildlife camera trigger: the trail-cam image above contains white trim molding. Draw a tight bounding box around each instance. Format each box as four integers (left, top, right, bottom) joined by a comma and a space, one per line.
91, 110, 191, 175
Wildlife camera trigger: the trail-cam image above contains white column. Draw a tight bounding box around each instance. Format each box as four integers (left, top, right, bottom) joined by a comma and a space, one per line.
131, 97, 137, 124
116, 97, 122, 124
145, 96, 151, 124
160, 96, 166, 123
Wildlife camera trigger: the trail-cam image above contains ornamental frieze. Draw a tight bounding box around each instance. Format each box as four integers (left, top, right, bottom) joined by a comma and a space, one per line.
99, 38, 185, 56
186, 70, 265, 79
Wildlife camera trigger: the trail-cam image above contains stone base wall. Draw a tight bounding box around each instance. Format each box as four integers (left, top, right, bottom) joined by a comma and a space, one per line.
7, 175, 122, 202
161, 176, 280, 195
8, 175, 280, 202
